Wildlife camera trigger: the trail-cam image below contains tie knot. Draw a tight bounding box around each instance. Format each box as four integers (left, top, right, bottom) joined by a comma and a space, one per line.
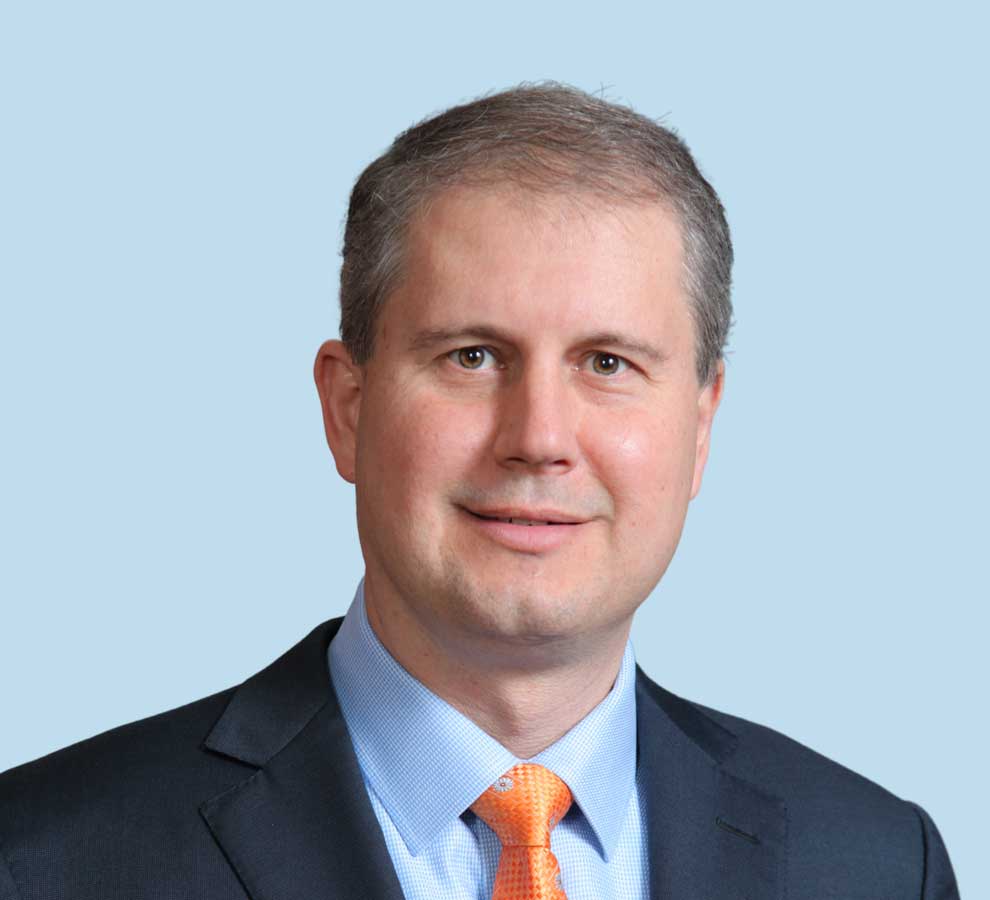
470, 763, 573, 847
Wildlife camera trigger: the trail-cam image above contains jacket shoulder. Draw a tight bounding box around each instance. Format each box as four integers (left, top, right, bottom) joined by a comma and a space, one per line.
695, 699, 912, 808
0, 688, 251, 848
688, 695, 945, 891
635, 669, 956, 890
636, 671, 959, 896
0, 619, 343, 896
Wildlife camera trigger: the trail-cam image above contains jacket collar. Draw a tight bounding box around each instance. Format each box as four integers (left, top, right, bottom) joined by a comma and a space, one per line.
199, 617, 786, 900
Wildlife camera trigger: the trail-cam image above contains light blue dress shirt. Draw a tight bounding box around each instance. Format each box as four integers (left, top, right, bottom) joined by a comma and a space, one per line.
328, 578, 650, 900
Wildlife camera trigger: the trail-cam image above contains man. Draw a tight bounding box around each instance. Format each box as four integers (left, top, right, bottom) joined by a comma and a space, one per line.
0, 84, 959, 899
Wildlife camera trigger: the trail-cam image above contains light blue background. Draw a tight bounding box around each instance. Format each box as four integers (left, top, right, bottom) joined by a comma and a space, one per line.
1, 1, 985, 895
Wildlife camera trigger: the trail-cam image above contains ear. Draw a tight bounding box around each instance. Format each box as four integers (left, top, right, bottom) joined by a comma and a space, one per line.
690, 359, 725, 499
313, 339, 363, 484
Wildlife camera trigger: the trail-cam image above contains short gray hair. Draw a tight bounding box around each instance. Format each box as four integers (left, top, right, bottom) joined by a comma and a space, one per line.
340, 82, 732, 385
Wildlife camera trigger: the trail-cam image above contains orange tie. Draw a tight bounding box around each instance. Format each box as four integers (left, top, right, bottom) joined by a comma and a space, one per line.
470, 763, 573, 900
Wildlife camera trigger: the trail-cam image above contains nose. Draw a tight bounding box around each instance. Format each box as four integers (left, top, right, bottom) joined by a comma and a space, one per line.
492, 359, 579, 474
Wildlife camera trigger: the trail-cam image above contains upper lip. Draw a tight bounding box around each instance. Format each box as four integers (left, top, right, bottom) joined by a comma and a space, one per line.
464, 506, 587, 524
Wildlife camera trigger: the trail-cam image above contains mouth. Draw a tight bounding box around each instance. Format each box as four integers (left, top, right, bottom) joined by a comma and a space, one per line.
463, 509, 583, 526
459, 506, 587, 554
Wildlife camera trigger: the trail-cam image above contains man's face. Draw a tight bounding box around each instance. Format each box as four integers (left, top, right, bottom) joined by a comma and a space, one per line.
318, 186, 722, 655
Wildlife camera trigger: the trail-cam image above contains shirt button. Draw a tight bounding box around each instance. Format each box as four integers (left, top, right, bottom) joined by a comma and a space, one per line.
493, 776, 514, 793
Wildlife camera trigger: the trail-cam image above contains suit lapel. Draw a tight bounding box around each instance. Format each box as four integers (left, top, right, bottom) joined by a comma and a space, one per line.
199, 619, 404, 900
636, 671, 787, 900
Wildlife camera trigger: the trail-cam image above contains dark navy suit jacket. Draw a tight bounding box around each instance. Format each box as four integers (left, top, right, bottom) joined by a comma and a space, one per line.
0, 617, 960, 899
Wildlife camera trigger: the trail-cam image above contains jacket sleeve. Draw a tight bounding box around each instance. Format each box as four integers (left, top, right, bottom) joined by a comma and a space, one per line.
908, 802, 960, 899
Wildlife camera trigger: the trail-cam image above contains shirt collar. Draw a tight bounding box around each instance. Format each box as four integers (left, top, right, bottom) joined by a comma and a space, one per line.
328, 577, 638, 861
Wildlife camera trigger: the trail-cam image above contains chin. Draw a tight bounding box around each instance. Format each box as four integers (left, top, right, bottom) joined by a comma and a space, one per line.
438, 573, 595, 642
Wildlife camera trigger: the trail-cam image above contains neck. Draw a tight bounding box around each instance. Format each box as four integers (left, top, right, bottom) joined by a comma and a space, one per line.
363, 579, 631, 759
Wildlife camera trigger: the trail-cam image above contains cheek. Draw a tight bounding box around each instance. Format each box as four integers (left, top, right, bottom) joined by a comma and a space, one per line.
584, 408, 696, 525
364, 392, 485, 511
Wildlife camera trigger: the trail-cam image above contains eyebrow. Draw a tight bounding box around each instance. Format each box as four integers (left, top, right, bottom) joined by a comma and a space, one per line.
407, 325, 668, 365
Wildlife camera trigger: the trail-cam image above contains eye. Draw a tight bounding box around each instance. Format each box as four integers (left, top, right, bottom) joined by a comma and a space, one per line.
448, 346, 498, 370
587, 352, 629, 376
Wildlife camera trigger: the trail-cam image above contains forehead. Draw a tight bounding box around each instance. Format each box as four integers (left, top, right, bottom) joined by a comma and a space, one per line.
384, 185, 690, 348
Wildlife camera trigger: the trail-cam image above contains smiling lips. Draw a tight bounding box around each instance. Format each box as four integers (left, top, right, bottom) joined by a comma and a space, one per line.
462, 507, 586, 553
481, 516, 565, 526
466, 507, 585, 525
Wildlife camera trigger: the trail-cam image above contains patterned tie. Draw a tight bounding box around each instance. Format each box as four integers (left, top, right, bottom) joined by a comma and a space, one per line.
470, 763, 573, 900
